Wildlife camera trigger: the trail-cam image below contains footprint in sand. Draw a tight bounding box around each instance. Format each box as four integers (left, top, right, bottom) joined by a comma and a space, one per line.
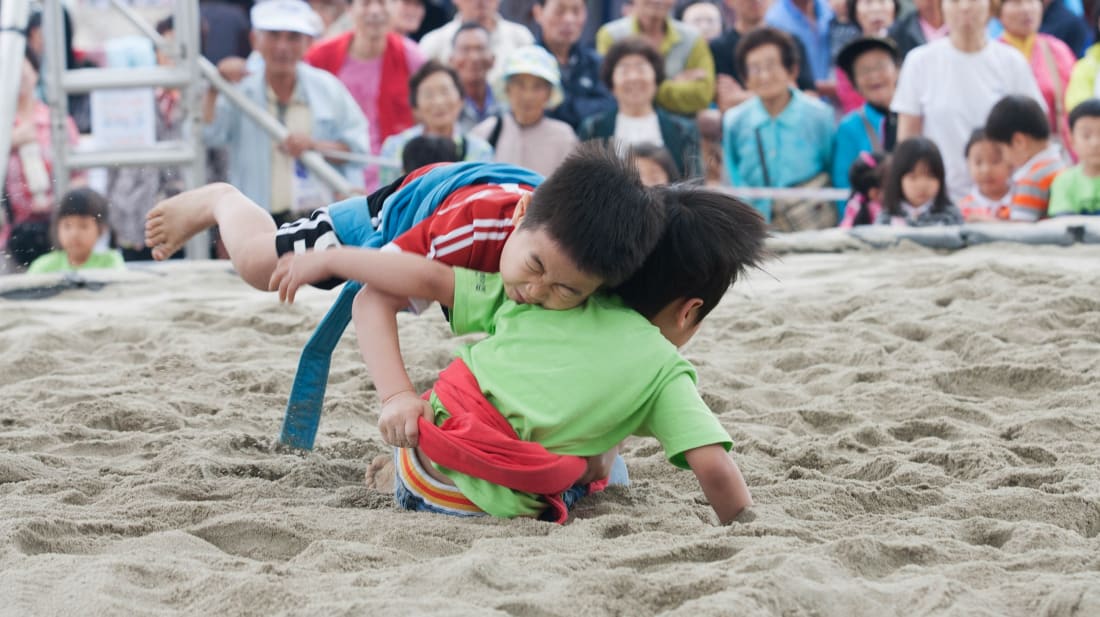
189, 519, 310, 561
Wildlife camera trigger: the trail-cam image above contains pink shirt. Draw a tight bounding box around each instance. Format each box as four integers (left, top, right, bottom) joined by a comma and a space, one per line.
999, 34, 1076, 160
919, 18, 949, 43
4, 102, 81, 245
835, 69, 864, 115
338, 37, 426, 191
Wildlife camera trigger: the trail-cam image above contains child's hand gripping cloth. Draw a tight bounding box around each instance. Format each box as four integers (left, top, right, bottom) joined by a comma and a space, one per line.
418, 358, 587, 524
279, 162, 545, 451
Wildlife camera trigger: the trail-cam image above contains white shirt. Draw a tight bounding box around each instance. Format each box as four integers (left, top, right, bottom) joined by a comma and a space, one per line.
891, 38, 1045, 203
613, 112, 664, 151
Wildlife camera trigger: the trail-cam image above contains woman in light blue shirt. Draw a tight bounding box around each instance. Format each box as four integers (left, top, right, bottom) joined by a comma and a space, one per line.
722, 27, 836, 221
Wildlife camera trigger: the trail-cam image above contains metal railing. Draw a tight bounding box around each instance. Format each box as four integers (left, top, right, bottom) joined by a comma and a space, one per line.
0, 0, 32, 220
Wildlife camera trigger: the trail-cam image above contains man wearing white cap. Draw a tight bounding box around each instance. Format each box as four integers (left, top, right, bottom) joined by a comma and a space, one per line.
417, 0, 535, 90
203, 0, 369, 223
468, 46, 578, 177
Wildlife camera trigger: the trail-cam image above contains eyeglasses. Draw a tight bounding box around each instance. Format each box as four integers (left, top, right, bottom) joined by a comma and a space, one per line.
745, 60, 784, 77
854, 60, 896, 80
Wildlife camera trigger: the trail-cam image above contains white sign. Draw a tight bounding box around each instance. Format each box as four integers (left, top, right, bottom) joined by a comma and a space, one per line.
90, 87, 156, 148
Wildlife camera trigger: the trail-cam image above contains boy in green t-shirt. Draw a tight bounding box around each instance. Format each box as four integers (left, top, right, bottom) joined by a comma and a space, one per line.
1049, 99, 1100, 216
27, 188, 125, 275
271, 182, 768, 524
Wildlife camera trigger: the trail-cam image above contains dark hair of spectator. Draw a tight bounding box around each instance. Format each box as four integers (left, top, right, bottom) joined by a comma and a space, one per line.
600, 37, 665, 91
846, 0, 900, 27
1069, 98, 1100, 130
614, 184, 767, 323
1092, 0, 1100, 42
408, 60, 465, 109
402, 135, 462, 173
156, 16, 174, 36
522, 141, 665, 287
963, 128, 993, 158
631, 143, 681, 183
882, 137, 952, 216
55, 188, 110, 226
985, 95, 1050, 143
27, 8, 76, 71
847, 151, 888, 226
452, 21, 490, 45
735, 27, 800, 81
25, 46, 40, 72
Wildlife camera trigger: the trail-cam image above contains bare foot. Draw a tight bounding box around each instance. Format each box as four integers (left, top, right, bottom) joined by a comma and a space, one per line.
144, 185, 224, 260
365, 454, 395, 492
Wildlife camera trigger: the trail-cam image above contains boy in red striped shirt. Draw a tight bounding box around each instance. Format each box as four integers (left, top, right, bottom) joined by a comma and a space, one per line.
984, 95, 1067, 222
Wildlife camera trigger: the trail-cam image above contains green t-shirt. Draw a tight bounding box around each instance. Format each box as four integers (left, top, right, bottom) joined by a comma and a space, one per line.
430, 268, 732, 518
26, 250, 126, 275
1048, 165, 1100, 216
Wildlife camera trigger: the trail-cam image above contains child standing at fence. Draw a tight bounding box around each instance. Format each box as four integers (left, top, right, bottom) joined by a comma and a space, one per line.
877, 138, 963, 227
839, 151, 887, 228
27, 189, 125, 275
958, 129, 1013, 222
1049, 99, 1100, 216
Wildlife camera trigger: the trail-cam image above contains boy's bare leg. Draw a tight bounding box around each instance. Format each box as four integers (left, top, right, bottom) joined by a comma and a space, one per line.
145, 183, 279, 290
365, 454, 395, 491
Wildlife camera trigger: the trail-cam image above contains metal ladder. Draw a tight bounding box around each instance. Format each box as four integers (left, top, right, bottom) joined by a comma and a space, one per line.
28, 0, 358, 260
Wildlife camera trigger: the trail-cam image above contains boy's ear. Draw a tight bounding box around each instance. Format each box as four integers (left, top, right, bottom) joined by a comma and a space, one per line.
677, 298, 705, 329
512, 193, 532, 226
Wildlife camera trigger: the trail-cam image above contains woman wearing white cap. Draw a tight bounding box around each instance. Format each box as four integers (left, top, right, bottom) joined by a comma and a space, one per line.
468, 46, 578, 177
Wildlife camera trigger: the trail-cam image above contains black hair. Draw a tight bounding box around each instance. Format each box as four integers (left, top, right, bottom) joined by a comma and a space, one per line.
600, 37, 665, 91
156, 16, 175, 36
522, 141, 665, 286
847, 151, 888, 226
985, 94, 1050, 143
452, 21, 490, 45
1092, 0, 1100, 42
964, 128, 994, 158
1069, 98, 1100, 130
614, 185, 768, 324
735, 27, 800, 82
55, 188, 110, 224
846, 0, 900, 29
401, 135, 462, 172
25, 46, 40, 72
630, 143, 681, 184
408, 59, 465, 108
27, 8, 76, 71
881, 137, 952, 216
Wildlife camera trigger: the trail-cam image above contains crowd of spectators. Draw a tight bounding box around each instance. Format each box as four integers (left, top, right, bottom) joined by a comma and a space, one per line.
6, 0, 1100, 273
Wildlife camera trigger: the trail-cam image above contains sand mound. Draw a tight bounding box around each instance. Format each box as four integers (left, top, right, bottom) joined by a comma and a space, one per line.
2, 246, 1099, 616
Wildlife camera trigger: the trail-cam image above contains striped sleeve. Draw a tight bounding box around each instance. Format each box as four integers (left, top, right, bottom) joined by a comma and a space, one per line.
1008, 159, 1065, 221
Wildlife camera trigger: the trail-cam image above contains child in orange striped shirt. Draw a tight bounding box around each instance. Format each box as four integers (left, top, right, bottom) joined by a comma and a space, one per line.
984, 95, 1067, 222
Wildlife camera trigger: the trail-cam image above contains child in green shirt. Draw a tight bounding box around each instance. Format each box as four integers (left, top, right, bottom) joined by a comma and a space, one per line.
27, 188, 125, 275
271, 180, 768, 524
1049, 99, 1100, 216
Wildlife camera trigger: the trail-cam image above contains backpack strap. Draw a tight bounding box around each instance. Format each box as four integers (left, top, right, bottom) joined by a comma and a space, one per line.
487, 113, 505, 149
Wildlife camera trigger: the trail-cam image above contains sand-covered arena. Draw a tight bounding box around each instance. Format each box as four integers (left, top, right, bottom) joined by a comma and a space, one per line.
2, 243, 1099, 616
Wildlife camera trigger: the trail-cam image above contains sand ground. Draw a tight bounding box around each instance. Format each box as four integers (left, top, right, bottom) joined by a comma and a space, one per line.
1, 244, 1099, 616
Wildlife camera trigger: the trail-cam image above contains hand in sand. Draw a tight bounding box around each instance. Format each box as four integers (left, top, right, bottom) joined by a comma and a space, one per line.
269, 251, 332, 303
378, 391, 433, 449
578, 447, 619, 485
